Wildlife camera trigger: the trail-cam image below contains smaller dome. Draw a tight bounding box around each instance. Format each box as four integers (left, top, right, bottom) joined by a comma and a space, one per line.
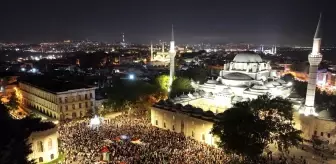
318, 110, 334, 120
270, 81, 281, 86
204, 110, 215, 117
199, 90, 206, 96
242, 97, 250, 102
223, 72, 254, 81
173, 103, 183, 110
265, 82, 275, 88
232, 96, 243, 104
251, 84, 269, 90
192, 92, 200, 97
181, 104, 193, 112
173, 96, 181, 102
233, 53, 263, 63
276, 79, 287, 84
180, 94, 189, 99
192, 108, 204, 116
206, 79, 218, 84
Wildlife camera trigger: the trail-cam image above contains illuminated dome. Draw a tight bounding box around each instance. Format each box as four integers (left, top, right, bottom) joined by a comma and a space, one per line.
251, 84, 269, 90
233, 53, 263, 63
206, 79, 218, 84
223, 72, 254, 80
318, 110, 333, 121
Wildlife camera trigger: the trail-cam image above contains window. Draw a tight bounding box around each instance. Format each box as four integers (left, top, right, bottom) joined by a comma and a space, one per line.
155, 120, 158, 125
163, 122, 166, 128
59, 98, 62, 103
314, 131, 317, 135
79, 103, 82, 108
172, 125, 175, 131
48, 138, 52, 150
50, 154, 54, 160
37, 141, 43, 152
77, 95, 81, 101
85, 102, 88, 108
192, 131, 195, 137
90, 93, 92, 99
72, 112, 77, 118
328, 133, 331, 138
72, 104, 75, 110
202, 134, 205, 141
60, 106, 62, 112
321, 132, 324, 136
39, 157, 43, 163
91, 102, 93, 106
65, 105, 68, 111
65, 97, 68, 103
85, 94, 88, 100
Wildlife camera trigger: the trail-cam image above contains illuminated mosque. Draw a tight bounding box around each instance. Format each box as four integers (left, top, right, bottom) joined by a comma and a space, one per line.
171, 52, 293, 114
151, 15, 336, 146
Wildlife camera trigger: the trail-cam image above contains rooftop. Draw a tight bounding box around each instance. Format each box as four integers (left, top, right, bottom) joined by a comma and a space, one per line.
20, 76, 94, 93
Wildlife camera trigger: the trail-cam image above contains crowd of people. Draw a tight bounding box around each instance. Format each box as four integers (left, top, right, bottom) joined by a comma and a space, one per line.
59, 113, 228, 164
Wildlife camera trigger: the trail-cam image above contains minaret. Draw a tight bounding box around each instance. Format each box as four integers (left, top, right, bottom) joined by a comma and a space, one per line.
274, 45, 277, 54
168, 25, 176, 95
261, 45, 264, 52
300, 14, 323, 116
150, 42, 153, 61
162, 42, 165, 53
122, 33, 125, 43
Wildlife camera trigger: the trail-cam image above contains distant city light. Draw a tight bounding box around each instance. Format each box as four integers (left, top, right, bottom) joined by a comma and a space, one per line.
31, 68, 37, 73
21, 68, 26, 72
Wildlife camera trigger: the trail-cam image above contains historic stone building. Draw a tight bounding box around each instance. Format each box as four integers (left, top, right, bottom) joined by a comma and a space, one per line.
19, 76, 96, 120
151, 100, 219, 146
28, 126, 59, 163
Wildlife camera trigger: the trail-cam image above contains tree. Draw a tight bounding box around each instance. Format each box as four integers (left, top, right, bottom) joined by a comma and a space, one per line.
281, 73, 294, 82
181, 67, 208, 84
0, 104, 55, 164
6, 93, 19, 110
212, 95, 302, 162
171, 77, 193, 96
155, 75, 171, 92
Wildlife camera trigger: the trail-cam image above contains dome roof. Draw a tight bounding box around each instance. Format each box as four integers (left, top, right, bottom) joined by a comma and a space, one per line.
223, 72, 254, 81
251, 84, 269, 90
318, 110, 334, 120
265, 82, 276, 88
192, 92, 200, 97
206, 79, 218, 84
276, 79, 287, 84
233, 53, 263, 63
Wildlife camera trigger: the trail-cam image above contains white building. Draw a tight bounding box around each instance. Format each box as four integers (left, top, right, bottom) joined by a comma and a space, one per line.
172, 52, 292, 113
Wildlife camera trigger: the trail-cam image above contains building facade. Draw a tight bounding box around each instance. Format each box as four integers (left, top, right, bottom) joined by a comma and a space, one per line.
28, 126, 59, 163
19, 77, 96, 120
151, 101, 218, 146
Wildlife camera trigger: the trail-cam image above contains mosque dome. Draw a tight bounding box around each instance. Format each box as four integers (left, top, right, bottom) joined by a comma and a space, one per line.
232, 96, 243, 104
318, 110, 334, 121
251, 84, 269, 90
233, 53, 263, 63
223, 72, 254, 81
206, 79, 218, 84
192, 108, 204, 117
192, 92, 200, 97
276, 79, 287, 84
173, 103, 183, 110
181, 104, 193, 112
202, 110, 215, 119
265, 82, 276, 88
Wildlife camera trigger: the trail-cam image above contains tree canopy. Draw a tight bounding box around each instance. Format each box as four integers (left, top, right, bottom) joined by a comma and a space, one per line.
212, 95, 302, 162
0, 104, 55, 164
6, 93, 19, 110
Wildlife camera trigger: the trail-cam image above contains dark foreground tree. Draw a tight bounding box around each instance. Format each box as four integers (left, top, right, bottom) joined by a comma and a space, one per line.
212, 95, 302, 162
6, 93, 19, 110
0, 104, 55, 164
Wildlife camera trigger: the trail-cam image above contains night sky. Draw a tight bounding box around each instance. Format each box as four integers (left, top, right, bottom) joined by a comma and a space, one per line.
0, 0, 334, 45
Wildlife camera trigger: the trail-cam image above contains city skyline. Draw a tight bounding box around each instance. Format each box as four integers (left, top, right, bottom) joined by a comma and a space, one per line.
0, 0, 334, 45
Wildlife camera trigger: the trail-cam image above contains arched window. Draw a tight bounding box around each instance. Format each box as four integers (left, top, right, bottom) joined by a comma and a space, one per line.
72, 112, 77, 118
37, 141, 43, 152
39, 157, 43, 162
72, 104, 75, 109
48, 138, 52, 150
50, 154, 54, 160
